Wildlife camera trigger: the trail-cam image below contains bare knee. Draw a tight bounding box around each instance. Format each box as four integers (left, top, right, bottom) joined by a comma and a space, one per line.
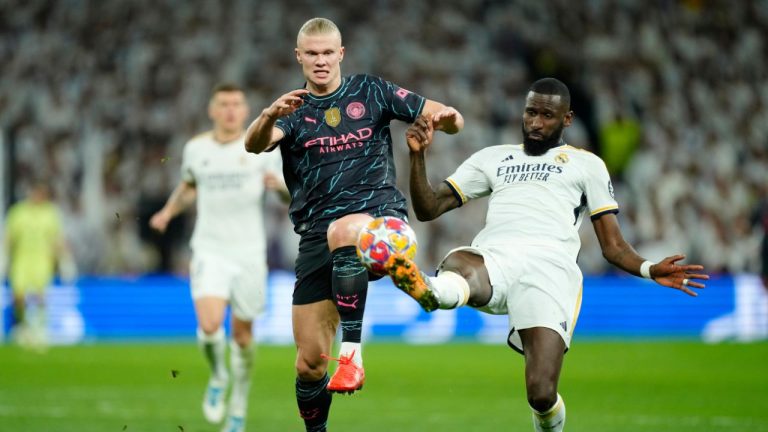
520, 328, 565, 412
327, 214, 373, 250
295, 354, 328, 381
526, 375, 558, 412
231, 328, 252, 348
292, 301, 338, 381
198, 319, 222, 335
195, 298, 227, 335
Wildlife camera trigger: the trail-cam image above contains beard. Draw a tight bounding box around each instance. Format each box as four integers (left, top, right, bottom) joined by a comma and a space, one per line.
522, 122, 565, 156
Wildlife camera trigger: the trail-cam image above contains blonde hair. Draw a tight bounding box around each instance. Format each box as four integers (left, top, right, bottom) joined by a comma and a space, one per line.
297, 17, 341, 45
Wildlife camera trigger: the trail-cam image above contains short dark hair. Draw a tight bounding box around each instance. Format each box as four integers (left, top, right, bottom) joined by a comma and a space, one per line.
211, 82, 244, 96
529, 78, 571, 109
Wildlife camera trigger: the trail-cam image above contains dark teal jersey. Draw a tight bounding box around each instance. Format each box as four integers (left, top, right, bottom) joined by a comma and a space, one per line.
274, 74, 426, 235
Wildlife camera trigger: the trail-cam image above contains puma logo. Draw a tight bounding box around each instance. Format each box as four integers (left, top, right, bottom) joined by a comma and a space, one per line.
336, 298, 359, 309
336, 294, 359, 309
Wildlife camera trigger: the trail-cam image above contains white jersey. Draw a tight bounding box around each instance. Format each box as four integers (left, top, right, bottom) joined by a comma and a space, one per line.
181, 131, 282, 259
445, 143, 618, 261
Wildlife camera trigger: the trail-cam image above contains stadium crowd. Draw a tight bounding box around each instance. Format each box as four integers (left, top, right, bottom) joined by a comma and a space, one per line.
1, 0, 766, 276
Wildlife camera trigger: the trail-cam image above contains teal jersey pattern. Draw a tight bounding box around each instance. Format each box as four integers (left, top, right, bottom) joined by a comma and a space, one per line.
275, 74, 425, 235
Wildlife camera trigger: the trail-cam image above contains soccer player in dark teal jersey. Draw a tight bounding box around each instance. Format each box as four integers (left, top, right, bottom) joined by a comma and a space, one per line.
245, 17, 463, 432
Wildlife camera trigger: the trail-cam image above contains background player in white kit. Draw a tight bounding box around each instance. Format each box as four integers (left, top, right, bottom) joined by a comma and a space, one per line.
384, 78, 709, 432
150, 83, 285, 432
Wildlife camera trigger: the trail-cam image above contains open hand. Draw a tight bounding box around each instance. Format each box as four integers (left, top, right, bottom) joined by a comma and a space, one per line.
265, 89, 309, 118
651, 254, 708, 296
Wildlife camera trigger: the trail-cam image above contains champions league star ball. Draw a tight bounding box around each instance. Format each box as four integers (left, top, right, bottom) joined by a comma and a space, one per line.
356, 216, 418, 276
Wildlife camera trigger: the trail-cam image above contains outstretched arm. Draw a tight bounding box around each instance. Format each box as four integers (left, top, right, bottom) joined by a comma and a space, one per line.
245, 89, 309, 153
421, 99, 464, 135
592, 213, 708, 296
406, 116, 462, 221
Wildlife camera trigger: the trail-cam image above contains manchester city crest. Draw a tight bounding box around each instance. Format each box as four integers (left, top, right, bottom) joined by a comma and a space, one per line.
346, 102, 366, 120
324, 107, 341, 127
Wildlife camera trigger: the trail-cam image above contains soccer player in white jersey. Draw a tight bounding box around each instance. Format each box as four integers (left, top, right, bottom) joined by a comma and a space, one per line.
150, 83, 285, 432
384, 78, 709, 432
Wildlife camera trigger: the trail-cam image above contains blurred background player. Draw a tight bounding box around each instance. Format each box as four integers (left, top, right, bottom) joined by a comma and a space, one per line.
244, 17, 463, 432
150, 83, 286, 432
1, 179, 77, 351
385, 78, 708, 432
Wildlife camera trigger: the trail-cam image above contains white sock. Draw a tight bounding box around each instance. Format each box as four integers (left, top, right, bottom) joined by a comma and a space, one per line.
429, 271, 470, 309
339, 341, 362, 366
532, 393, 566, 432
228, 340, 254, 418
197, 327, 228, 383
26, 301, 48, 348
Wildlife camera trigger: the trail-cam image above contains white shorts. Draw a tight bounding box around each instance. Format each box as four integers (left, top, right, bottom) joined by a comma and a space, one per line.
190, 252, 268, 321
438, 245, 583, 353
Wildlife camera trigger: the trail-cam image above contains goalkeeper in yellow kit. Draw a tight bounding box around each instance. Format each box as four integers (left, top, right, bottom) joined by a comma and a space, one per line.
2, 180, 76, 349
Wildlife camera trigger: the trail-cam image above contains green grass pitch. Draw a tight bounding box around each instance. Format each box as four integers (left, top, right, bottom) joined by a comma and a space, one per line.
0, 341, 766, 431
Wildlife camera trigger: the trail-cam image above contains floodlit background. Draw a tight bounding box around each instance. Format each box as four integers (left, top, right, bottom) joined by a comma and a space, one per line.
0, 1, 767, 431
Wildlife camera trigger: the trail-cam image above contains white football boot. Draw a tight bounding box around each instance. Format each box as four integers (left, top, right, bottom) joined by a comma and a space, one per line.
220, 415, 245, 432
202, 378, 228, 423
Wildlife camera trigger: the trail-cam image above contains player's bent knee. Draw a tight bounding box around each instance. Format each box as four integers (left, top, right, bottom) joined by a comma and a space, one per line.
441, 252, 491, 305
232, 331, 252, 348
231, 318, 253, 347
295, 357, 328, 381
198, 320, 223, 335
441, 252, 483, 280
526, 379, 558, 412
327, 213, 374, 250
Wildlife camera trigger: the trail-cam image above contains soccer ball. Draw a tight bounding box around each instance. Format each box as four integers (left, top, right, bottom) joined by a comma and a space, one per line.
356, 216, 418, 275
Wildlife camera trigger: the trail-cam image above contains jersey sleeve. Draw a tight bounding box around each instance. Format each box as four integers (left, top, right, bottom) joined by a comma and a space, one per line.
373, 75, 426, 123
273, 120, 289, 139
180, 141, 195, 184
585, 154, 619, 219
444, 150, 493, 206
274, 111, 298, 143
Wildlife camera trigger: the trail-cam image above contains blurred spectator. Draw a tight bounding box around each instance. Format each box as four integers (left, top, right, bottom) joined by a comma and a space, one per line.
600, 111, 641, 179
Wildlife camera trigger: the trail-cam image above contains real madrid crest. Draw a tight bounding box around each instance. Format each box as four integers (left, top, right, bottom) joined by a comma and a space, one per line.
554, 153, 569, 164
324, 107, 341, 127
